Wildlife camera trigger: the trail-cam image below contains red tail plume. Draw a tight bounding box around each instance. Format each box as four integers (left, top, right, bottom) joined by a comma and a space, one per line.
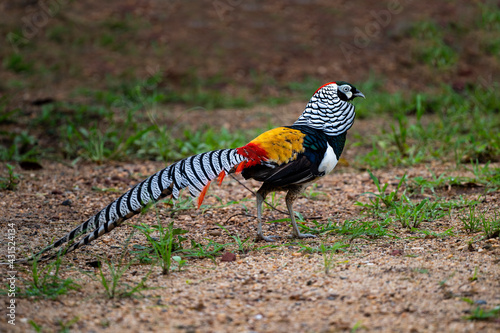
235, 161, 246, 174
217, 171, 226, 185
197, 181, 211, 208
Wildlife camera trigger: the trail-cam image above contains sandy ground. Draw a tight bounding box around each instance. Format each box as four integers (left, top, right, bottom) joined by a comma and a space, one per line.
1, 146, 499, 332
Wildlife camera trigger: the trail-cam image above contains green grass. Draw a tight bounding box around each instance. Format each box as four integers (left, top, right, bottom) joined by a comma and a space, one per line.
476, 1, 500, 56
354, 171, 490, 230
480, 210, 500, 239
408, 20, 458, 69
18, 256, 80, 300
29, 316, 79, 333
2, 53, 34, 73
131, 215, 229, 263
331, 219, 396, 241
355, 83, 500, 169
460, 206, 483, 234
218, 224, 254, 253
77, 231, 153, 298
319, 241, 349, 275
133, 219, 189, 275
464, 305, 500, 321
458, 203, 500, 239
476, 1, 500, 32
394, 197, 447, 229
0, 164, 20, 190
180, 239, 227, 260
297, 218, 396, 242
2, 68, 498, 169
95, 256, 150, 298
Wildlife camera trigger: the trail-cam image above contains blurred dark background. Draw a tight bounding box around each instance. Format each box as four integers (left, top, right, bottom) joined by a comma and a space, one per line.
2, 0, 499, 103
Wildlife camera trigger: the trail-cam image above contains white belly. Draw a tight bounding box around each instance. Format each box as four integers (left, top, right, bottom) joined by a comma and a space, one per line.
318, 143, 338, 175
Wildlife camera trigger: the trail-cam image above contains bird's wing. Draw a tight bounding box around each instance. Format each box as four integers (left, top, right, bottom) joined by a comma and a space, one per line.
238, 126, 326, 186
242, 154, 318, 186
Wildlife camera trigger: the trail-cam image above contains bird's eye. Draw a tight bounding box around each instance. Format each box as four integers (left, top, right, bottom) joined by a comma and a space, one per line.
341, 86, 350, 93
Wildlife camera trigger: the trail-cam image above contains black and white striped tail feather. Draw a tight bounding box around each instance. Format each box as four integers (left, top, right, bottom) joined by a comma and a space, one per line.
28, 148, 246, 262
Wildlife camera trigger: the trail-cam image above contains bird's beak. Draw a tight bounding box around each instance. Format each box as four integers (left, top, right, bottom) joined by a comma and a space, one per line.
354, 90, 366, 99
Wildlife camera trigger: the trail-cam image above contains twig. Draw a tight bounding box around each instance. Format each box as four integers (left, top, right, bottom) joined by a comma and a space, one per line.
223, 213, 256, 224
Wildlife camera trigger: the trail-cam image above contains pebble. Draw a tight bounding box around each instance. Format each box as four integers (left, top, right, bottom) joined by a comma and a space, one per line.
216, 313, 227, 322
208, 230, 222, 236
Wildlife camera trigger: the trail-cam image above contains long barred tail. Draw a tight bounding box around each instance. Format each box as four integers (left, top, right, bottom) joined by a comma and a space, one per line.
29, 149, 247, 262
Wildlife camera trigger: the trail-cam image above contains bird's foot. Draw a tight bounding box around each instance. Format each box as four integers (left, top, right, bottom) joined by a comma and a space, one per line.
257, 234, 280, 242
289, 233, 317, 239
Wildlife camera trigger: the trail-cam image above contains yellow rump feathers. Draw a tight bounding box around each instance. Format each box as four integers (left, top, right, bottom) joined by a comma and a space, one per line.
248, 127, 306, 165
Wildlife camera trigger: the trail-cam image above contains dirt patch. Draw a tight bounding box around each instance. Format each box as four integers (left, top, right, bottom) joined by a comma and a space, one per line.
1, 123, 499, 332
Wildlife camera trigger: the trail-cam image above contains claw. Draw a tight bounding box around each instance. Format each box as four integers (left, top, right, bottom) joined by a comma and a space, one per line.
289, 233, 317, 239
257, 234, 280, 242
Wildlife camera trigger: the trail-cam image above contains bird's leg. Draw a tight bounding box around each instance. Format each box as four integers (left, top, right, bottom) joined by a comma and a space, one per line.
286, 188, 316, 239
256, 188, 278, 242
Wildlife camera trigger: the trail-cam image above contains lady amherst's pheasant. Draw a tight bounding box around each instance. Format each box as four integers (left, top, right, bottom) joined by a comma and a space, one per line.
30, 81, 364, 261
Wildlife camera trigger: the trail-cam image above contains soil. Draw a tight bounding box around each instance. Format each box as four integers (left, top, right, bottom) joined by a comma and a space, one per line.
1, 114, 500, 332
1, 0, 499, 102
1, 1, 500, 332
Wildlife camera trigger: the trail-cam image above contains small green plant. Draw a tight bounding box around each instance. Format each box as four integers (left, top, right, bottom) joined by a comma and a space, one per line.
181, 239, 227, 259
162, 197, 196, 215
0, 131, 41, 162
320, 241, 348, 275
459, 207, 500, 239
334, 218, 396, 241
264, 192, 282, 211
298, 219, 338, 235
445, 195, 483, 210
394, 197, 425, 229
469, 267, 479, 282
351, 320, 366, 332
356, 171, 406, 214
358, 172, 451, 229
219, 224, 254, 253
481, 210, 500, 239
84, 232, 152, 298
464, 306, 500, 321
172, 256, 188, 271
391, 115, 409, 157
3, 53, 33, 73
0, 164, 20, 190
133, 220, 189, 275
394, 197, 446, 229
469, 161, 500, 191
409, 169, 470, 195
20, 255, 80, 300
96, 256, 150, 298
476, 1, 500, 31
459, 206, 482, 234
439, 271, 456, 288
29, 316, 80, 333
299, 218, 397, 242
